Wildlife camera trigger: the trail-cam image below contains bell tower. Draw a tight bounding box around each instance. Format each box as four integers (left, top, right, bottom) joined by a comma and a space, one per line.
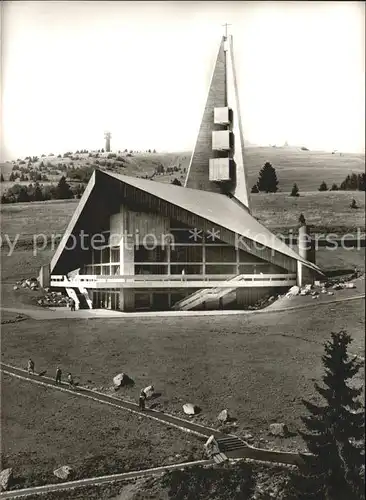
185, 26, 250, 211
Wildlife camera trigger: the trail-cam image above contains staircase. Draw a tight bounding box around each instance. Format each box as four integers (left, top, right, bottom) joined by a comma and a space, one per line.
65, 288, 80, 310
209, 436, 248, 463
78, 286, 93, 309
65, 286, 92, 310
172, 274, 246, 311
216, 436, 248, 454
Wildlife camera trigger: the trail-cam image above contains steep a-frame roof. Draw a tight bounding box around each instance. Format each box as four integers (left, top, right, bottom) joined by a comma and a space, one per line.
51, 169, 322, 275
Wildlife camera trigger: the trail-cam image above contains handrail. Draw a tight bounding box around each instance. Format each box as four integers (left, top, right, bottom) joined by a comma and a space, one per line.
51, 273, 296, 283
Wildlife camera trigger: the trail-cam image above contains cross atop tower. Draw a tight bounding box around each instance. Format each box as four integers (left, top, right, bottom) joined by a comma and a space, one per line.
222, 23, 231, 39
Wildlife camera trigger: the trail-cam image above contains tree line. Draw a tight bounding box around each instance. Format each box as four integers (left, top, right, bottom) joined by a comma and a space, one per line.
0, 176, 84, 204
251, 163, 366, 194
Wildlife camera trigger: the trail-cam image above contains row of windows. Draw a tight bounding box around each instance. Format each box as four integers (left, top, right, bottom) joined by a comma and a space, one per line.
83, 263, 281, 276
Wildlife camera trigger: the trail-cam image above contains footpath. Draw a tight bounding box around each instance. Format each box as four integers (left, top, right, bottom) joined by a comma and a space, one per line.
1, 362, 306, 467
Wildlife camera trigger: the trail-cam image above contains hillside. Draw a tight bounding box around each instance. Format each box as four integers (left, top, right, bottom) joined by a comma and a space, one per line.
1, 147, 365, 194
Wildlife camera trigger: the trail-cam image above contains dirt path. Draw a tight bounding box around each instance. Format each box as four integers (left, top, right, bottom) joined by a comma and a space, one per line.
0, 363, 309, 498
0, 459, 215, 499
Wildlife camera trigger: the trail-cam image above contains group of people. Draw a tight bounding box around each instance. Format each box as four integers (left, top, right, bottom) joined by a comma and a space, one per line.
28, 359, 149, 409
27, 359, 75, 389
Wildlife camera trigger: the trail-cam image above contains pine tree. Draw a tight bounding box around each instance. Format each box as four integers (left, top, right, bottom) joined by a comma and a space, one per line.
350, 198, 358, 209
251, 184, 259, 193
0, 173, 4, 182
33, 182, 44, 201
287, 331, 365, 500
290, 183, 300, 197
256, 162, 279, 193
171, 178, 182, 186
330, 183, 339, 191
318, 181, 328, 191
298, 213, 306, 225
55, 176, 74, 200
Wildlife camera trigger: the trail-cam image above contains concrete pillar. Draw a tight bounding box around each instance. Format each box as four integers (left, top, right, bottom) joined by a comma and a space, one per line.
297, 225, 316, 286
119, 234, 135, 311
38, 264, 50, 288
167, 243, 171, 276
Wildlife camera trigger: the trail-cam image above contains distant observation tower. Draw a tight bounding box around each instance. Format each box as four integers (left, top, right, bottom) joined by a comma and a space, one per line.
104, 131, 112, 152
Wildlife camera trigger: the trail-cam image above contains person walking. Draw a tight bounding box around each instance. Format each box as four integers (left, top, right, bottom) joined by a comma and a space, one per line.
55, 366, 62, 385
138, 389, 146, 411
67, 372, 75, 390
70, 299, 76, 312
27, 358, 35, 375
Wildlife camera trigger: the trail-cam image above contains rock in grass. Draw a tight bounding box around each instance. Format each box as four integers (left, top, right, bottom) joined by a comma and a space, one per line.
204, 435, 220, 457
217, 409, 230, 423
345, 282, 356, 289
113, 373, 132, 388
53, 465, 73, 480
286, 286, 300, 297
269, 423, 289, 437
0, 468, 13, 491
183, 403, 199, 415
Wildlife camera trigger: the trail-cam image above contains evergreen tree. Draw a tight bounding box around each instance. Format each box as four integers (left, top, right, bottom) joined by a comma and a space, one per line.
251, 184, 259, 193
55, 176, 74, 200
171, 178, 182, 186
0, 173, 4, 182
290, 183, 300, 197
33, 182, 44, 201
318, 181, 328, 191
330, 183, 339, 191
287, 331, 365, 500
350, 198, 358, 209
358, 173, 366, 191
256, 162, 279, 193
17, 186, 30, 202
298, 213, 306, 225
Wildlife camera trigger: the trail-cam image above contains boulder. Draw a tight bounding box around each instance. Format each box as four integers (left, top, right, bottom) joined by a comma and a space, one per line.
321, 288, 328, 294
345, 283, 356, 289
269, 423, 289, 437
53, 465, 73, 480
13, 286, 19, 291
143, 385, 155, 399
0, 468, 13, 491
327, 291, 334, 296
217, 409, 230, 423
300, 289, 309, 296
204, 435, 220, 457
304, 284, 312, 290
113, 373, 133, 388
332, 284, 343, 290
183, 403, 199, 415
286, 286, 300, 298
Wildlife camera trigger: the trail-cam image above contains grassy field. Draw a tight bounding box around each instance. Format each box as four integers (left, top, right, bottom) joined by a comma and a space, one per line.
2, 299, 364, 456
1, 191, 364, 240
1, 147, 364, 192
1, 374, 204, 489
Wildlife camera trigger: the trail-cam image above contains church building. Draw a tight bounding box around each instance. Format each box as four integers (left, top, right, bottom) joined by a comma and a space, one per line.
41, 32, 322, 311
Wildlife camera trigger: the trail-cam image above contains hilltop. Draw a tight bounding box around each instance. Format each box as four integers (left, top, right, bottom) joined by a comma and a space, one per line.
1, 146, 365, 194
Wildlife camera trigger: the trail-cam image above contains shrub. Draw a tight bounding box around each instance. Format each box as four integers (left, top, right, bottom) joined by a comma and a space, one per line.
318, 181, 328, 191
290, 183, 300, 197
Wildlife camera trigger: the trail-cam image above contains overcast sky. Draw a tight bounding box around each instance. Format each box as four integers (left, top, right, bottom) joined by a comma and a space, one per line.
1, 1, 365, 160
